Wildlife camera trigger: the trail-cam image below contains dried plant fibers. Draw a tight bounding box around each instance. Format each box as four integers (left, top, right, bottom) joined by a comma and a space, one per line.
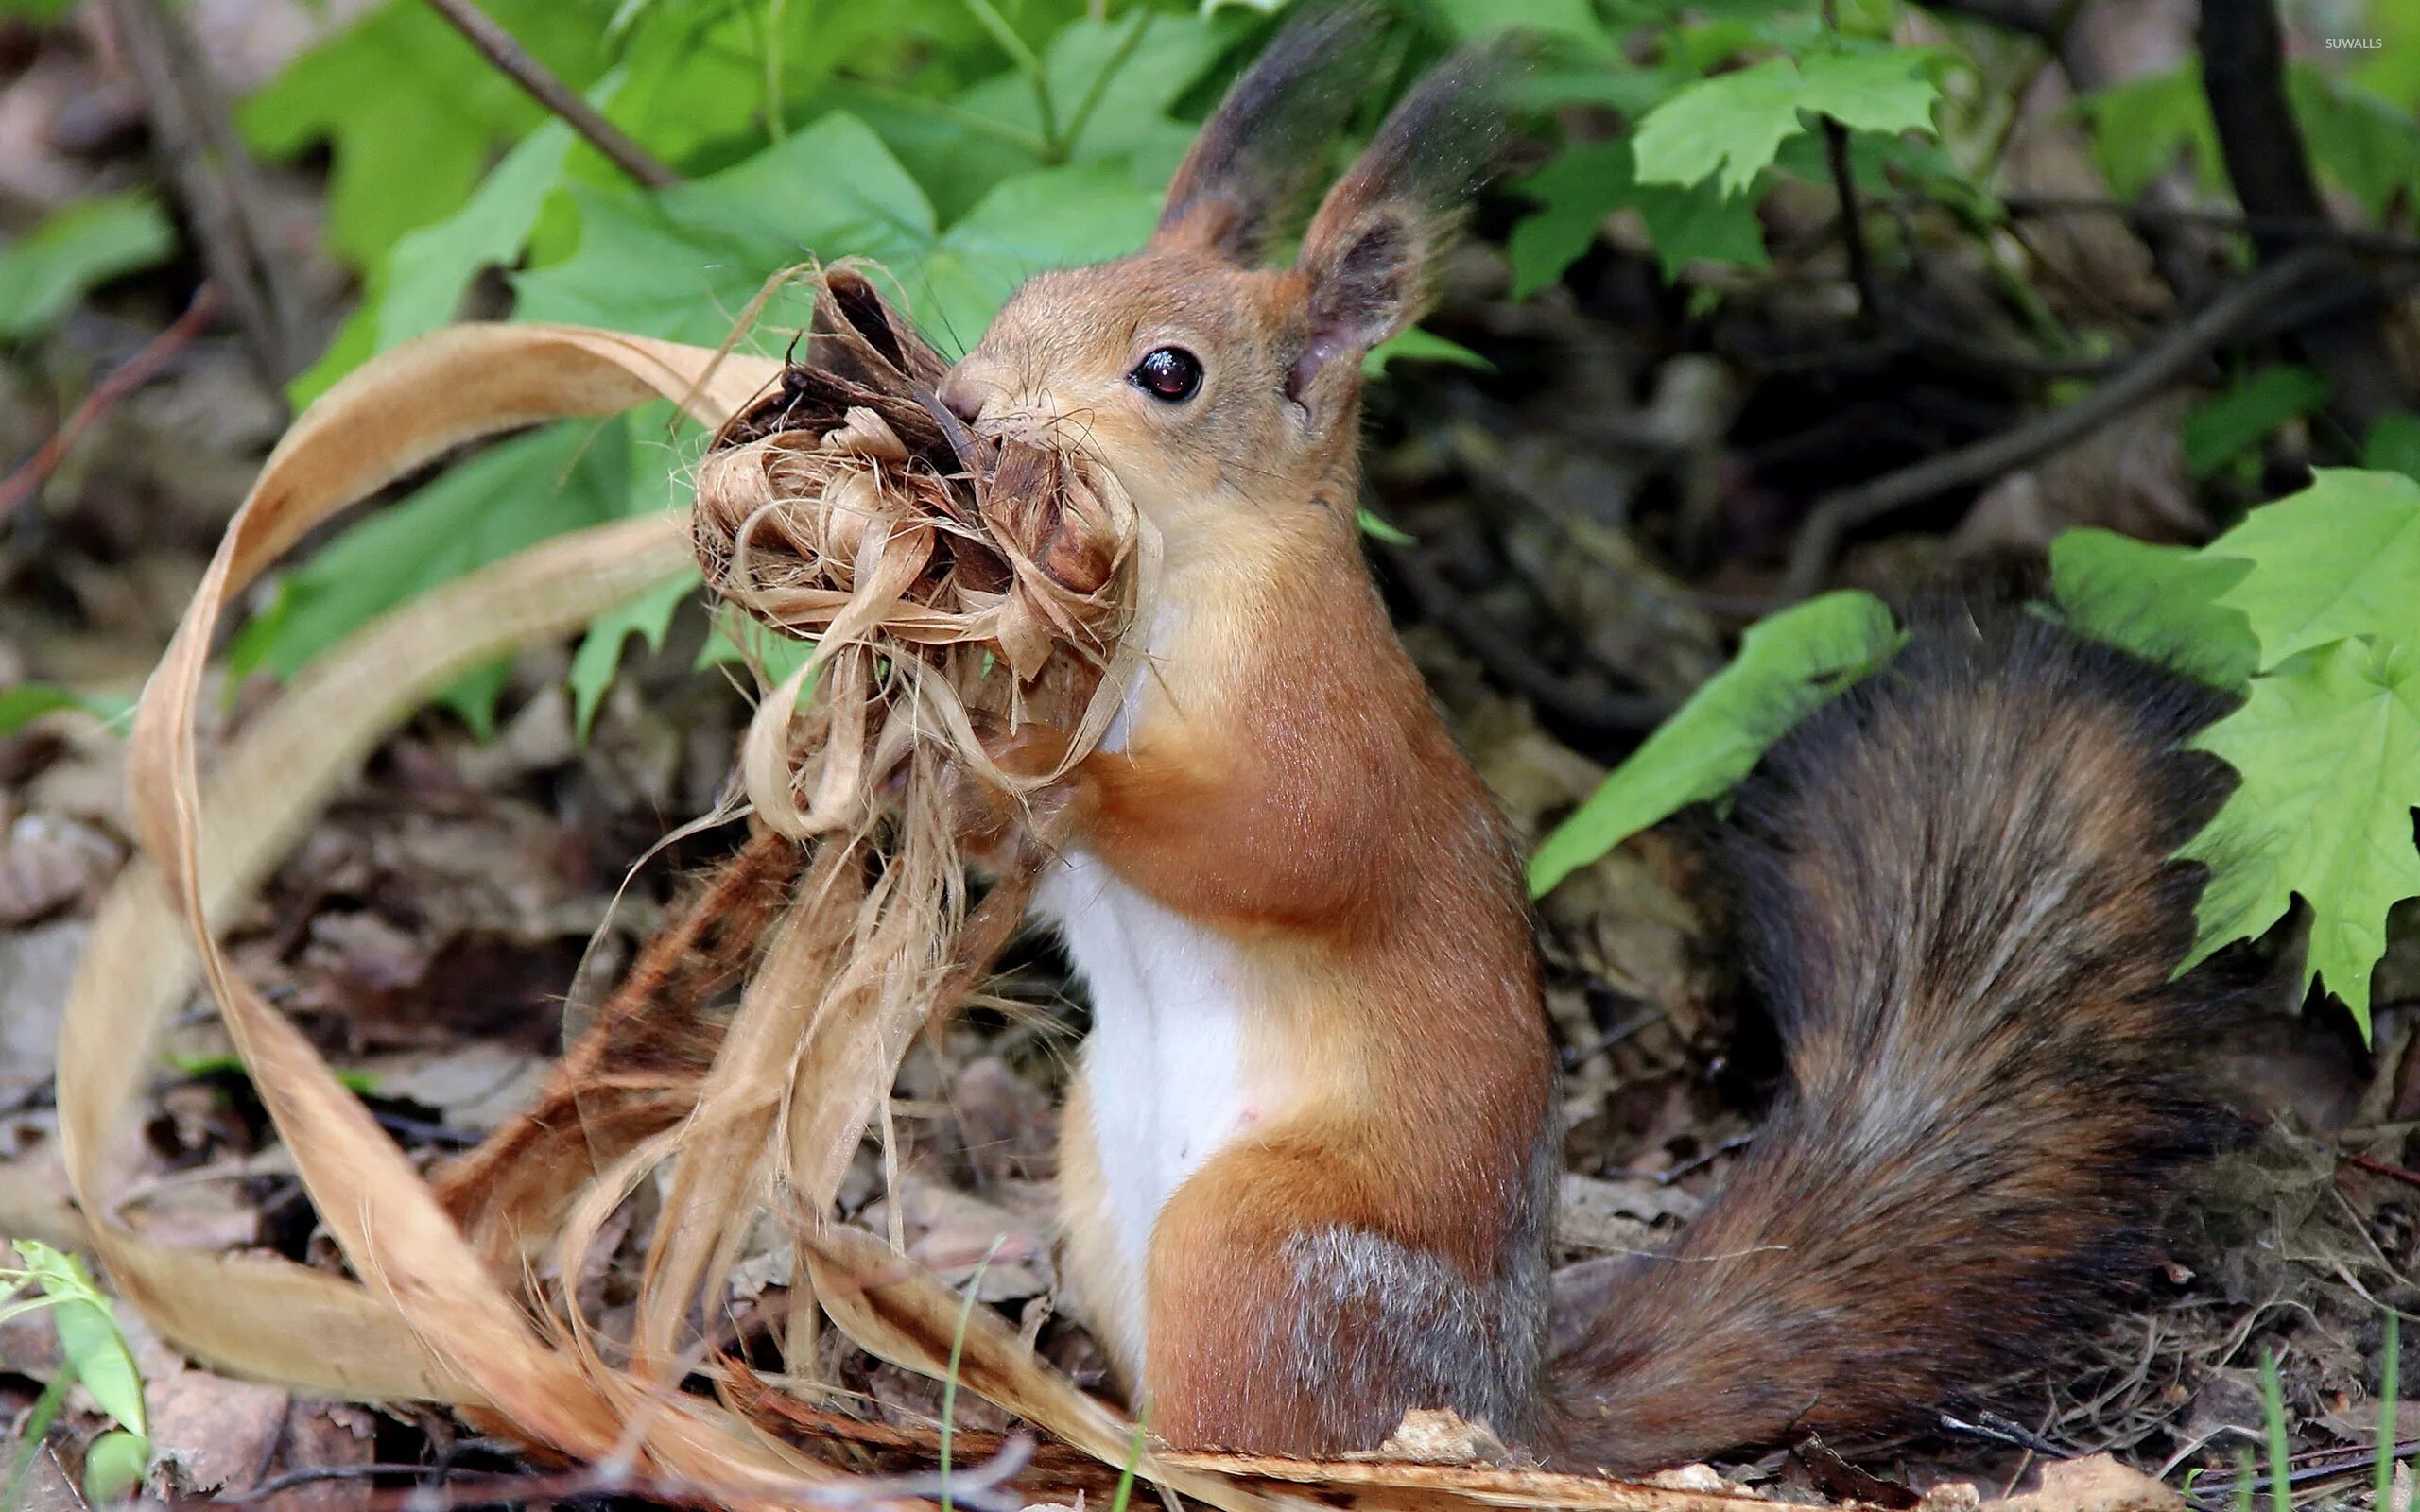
26, 273, 1851, 1512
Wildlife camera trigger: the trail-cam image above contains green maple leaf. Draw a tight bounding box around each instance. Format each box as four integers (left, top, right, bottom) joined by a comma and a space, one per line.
1794, 49, 1940, 136
1632, 49, 1939, 201
1530, 591, 1902, 897
1508, 139, 1766, 295
1632, 58, 1805, 198
2182, 638, 2420, 1029
2048, 527, 2257, 692
2286, 65, 2420, 224
2204, 468, 2420, 671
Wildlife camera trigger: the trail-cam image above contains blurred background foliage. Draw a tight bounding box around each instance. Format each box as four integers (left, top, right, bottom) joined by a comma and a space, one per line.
1, 0, 2412, 736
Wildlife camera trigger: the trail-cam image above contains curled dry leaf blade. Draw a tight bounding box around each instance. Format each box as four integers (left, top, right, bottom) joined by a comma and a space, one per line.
56, 321, 877, 1496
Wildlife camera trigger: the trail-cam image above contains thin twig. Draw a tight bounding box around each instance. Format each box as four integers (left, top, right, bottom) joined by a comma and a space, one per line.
1997, 195, 2420, 261
1379, 541, 1673, 735
1777, 246, 2339, 600
2337, 1149, 2420, 1192
421, 0, 682, 188
0, 284, 221, 524
102, 0, 297, 386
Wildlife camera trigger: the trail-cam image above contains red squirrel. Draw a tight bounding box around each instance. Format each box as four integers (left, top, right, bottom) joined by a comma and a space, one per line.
932, 6, 2230, 1476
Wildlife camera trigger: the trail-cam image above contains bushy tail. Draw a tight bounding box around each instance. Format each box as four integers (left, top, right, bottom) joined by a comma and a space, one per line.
1548, 605, 2238, 1476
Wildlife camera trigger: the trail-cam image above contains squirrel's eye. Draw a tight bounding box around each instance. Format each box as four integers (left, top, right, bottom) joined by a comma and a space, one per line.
1131, 347, 1203, 403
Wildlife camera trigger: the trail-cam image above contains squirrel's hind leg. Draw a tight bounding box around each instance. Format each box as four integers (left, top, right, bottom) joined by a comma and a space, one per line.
1141, 1128, 1540, 1457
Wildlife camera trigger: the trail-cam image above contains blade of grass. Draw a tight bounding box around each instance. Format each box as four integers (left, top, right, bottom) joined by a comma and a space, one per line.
938, 1239, 1002, 1512
1110, 1412, 1147, 1512
2260, 1347, 2290, 1512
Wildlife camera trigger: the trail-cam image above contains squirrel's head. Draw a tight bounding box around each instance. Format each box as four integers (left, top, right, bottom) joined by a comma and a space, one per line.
937, 6, 1505, 552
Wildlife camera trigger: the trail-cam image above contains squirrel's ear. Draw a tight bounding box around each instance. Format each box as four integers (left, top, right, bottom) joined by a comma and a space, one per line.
1290, 44, 1510, 397
1150, 4, 1383, 263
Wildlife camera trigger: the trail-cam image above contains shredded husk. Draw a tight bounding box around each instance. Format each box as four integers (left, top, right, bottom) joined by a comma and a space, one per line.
39, 277, 1882, 1511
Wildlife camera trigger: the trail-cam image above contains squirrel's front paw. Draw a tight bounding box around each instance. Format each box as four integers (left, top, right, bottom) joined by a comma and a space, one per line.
932, 719, 1080, 868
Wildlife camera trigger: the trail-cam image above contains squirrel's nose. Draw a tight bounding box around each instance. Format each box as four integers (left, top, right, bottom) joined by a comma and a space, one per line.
936, 375, 986, 424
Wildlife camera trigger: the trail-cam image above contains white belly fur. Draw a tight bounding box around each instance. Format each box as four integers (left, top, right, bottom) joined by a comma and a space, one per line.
1035, 840, 1251, 1369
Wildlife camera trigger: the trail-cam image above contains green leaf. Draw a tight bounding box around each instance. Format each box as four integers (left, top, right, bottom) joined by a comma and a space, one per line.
2181, 638, 2420, 1028
2366, 414, 2420, 481
2204, 468, 2420, 670
1633, 58, 1806, 198
81, 1430, 150, 1504
2183, 366, 2332, 479
1794, 48, 1940, 135
569, 570, 699, 740
0, 683, 133, 738
697, 614, 818, 687
12, 1244, 145, 1435
2352, 1, 2420, 113
935, 9, 1233, 187
2074, 63, 2221, 201
231, 421, 638, 730
908, 160, 1162, 357
1509, 140, 1765, 295
1530, 590, 1902, 896
0, 192, 176, 343
1432, 0, 1616, 49
381, 120, 580, 352
513, 112, 935, 349
2048, 527, 2257, 692
1628, 46, 1938, 203
1363, 328, 1489, 377
291, 117, 585, 406
2287, 65, 2420, 224
240, 0, 597, 269
1355, 507, 1415, 545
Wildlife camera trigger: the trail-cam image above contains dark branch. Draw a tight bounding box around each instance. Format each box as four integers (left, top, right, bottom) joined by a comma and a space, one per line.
103, 0, 299, 387
1779, 246, 2352, 599
421, 0, 683, 189
1818, 0, 1880, 329
1996, 195, 2420, 261
2197, 0, 2408, 435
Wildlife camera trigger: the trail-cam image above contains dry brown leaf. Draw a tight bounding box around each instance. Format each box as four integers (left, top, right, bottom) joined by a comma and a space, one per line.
1969, 1455, 2185, 1512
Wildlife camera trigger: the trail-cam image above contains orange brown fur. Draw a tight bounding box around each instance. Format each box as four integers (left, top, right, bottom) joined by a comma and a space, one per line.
936, 4, 2234, 1475
939, 8, 1555, 1452
1548, 609, 2235, 1474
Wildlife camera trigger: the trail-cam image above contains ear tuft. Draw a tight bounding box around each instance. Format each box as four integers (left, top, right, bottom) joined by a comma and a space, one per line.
1291, 43, 1515, 393
1151, 3, 1387, 264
